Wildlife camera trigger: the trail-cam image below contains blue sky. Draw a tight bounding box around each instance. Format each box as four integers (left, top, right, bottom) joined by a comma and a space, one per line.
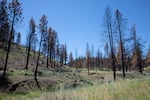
16, 0, 150, 57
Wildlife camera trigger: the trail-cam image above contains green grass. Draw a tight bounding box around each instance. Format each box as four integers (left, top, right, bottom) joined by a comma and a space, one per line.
1, 44, 150, 100
0, 91, 41, 100
37, 76, 150, 100
0, 76, 149, 100
9, 69, 33, 76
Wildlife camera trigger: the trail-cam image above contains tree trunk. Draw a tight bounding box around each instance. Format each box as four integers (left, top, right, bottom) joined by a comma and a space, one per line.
3, 35, 12, 78
34, 36, 42, 81
49, 49, 52, 67
88, 64, 90, 75
137, 46, 143, 74
46, 45, 49, 68
25, 42, 31, 70
3, 14, 15, 78
120, 42, 126, 77
53, 50, 56, 67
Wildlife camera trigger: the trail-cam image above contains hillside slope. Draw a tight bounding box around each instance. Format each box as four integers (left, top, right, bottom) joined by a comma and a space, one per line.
0, 43, 150, 96
0, 44, 94, 93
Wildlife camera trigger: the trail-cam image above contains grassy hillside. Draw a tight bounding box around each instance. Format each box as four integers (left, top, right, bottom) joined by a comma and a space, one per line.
37, 76, 150, 100
0, 44, 47, 70
0, 43, 150, 100
0, 76, 150, 100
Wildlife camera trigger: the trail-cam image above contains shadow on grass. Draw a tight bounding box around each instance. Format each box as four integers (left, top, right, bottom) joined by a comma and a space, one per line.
0, 76, 12, 92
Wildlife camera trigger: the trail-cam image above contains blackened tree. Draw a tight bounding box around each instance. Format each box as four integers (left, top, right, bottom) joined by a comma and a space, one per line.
75, 48, 78, 70
35, 15, 48, 81
104, 42, 109, 70
3, 0, 23, 78
0, 0, 9, 62
103, 6, 116, 80
0, 0, 9, 44
25, 17, 36, 70
59, 44, 65, 67
46, 27, 52, 68
64, 43, 67, 65
86, 43, 91, 75
53, 34, 58, 67
114, 9, 127, 78
56, 42, 60, 66
131, 25, 143, 74
46, 27, 58, 68
48, 29, 58, 67
96, 49, 101, 69
91, 44, 94, 69
69, 52, 74, 67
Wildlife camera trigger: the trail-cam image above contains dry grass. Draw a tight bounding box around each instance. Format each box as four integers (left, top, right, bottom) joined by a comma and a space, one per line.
36, 76, 150, 100
0, 70, 149, 100
1, 44, 150, 100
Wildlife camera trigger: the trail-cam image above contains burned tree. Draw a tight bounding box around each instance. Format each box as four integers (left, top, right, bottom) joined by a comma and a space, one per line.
114, 9, 127, 78
103, 6, 116, 80
35, 15, 48, 81
3, 0, 23, 78
131, 25, 143, 74
86, 43, 91, 75
25, 17, 36, 70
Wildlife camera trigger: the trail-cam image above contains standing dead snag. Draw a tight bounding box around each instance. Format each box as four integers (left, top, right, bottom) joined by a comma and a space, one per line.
3, 0, 23, 78
25, 17, 36, 70
35, 15, 48, 83
115, 9, 127, 78
131, 25, 143, 74
86, 43, 91, 75
103, 6, 116, 80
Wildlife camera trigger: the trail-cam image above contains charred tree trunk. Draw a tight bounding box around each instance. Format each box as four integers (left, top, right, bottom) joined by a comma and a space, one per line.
35, 36, 42, 81
25, 38, 31, 70
3, 14, 15, 78
46, 44, 49, 68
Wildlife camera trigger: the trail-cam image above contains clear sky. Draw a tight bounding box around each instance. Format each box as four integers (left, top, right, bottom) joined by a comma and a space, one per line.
16, 0, 150, 57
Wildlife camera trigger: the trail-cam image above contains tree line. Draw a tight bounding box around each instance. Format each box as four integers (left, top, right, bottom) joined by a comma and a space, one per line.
0, 0, 150, 81
68, 6, 150, 80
